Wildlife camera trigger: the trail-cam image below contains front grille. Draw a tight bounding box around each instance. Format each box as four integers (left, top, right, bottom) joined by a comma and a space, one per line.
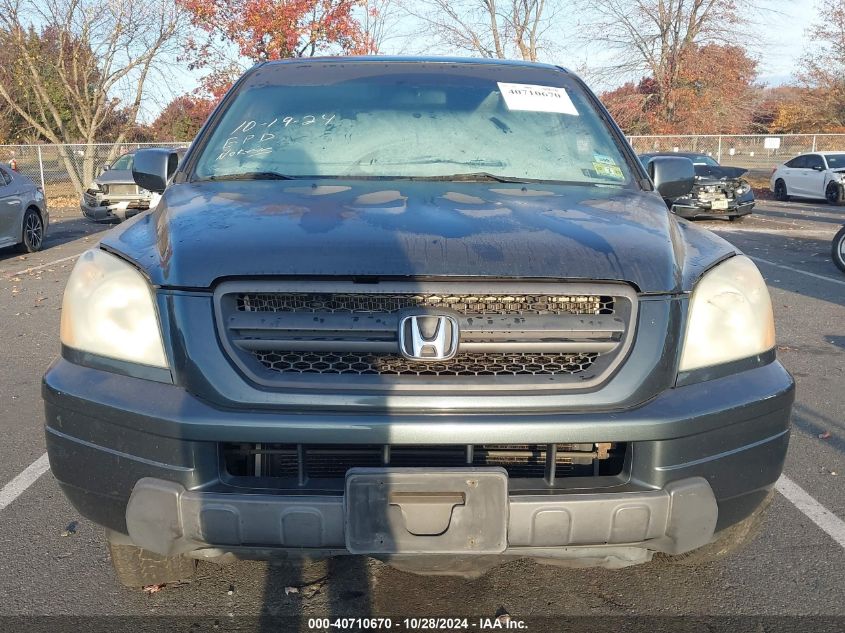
238, 292, 613, 316
253, 350, 599, 376
106, 183, 139, 196
222, 442, 627, 490
214, 281, 637, 391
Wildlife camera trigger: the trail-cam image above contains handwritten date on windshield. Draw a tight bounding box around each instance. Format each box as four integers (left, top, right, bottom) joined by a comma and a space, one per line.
216, 114, 337, 161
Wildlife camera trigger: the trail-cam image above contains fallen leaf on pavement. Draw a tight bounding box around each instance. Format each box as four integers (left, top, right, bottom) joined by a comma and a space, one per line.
143, 583, 166, 595
818, 431, 832, 440
284, 586, 299, 595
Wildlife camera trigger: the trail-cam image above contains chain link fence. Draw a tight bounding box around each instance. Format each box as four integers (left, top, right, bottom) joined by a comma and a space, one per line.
628, 134, 845, 183
0, 142, 187, 200
3, 135, 845, 201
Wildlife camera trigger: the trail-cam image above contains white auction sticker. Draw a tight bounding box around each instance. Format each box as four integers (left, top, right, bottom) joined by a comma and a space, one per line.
497, 82, 579, 116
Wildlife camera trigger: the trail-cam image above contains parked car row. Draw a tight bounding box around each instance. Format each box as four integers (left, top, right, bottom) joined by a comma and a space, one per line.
81, 148, 187, 222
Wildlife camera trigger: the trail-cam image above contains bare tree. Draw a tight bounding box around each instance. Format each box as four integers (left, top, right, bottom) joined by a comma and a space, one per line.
361, 0, 404, 53
0, 0, 183, 194
795, 0, 845, 130
580, 0, 756, 125
402, 0, 555, 61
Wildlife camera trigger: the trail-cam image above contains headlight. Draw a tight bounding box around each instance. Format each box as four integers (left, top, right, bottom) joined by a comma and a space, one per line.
735, 181, 751, 195
679, 255, 775, 372
60, 248, 168, 368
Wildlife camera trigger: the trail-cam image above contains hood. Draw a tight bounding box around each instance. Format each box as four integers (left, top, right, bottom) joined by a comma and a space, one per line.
101, 179, 734, 293
693, 164, 747, 181
95, 169, 135, 186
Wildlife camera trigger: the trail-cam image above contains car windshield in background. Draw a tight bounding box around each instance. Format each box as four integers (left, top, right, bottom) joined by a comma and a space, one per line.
111, 154, 133, 170
826, 154, 845, 169
689, 155, 719, 166
192, 73, 633, 186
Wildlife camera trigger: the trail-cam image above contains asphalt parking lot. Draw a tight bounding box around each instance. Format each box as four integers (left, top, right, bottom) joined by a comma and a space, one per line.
0, 198, 844, 629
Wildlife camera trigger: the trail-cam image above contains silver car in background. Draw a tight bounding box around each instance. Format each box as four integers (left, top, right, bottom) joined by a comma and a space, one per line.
0, 164, 49, 253
82, 149, 186, 222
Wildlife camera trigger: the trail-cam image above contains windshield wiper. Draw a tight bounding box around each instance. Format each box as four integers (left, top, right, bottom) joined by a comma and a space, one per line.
417, 172, 532, 183
201, 171, 297, 181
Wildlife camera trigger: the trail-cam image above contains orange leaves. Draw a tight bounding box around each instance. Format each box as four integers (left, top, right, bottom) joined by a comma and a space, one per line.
177, 0, 369, 65
151, 94, 217, 141
601, 44, 759, 135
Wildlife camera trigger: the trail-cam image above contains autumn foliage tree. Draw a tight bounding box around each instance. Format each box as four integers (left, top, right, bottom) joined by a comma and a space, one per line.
602, 43, 759, 134
792, 0, 845, 132
584, 0, 759, 131
178, 0, 373, 96
151, 94, 216, 140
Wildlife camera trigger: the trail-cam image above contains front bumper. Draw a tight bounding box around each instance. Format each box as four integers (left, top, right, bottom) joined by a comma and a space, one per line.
43, 357, 793, 569
80, 195, 149, 222
672, 199, 755, 219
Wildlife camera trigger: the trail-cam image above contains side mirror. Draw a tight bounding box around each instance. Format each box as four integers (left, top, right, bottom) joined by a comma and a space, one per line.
132, 148, 180, 194
648, 156, 695, 200
101, 164, 110, 172
812, 164, 824, 171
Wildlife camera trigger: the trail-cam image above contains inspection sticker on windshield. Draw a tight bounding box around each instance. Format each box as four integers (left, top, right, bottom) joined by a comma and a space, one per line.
497, 83, 579, 116
592, 154, 624, 179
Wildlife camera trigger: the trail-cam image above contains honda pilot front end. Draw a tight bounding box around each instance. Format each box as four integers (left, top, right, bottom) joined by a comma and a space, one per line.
43, 57, 793, 587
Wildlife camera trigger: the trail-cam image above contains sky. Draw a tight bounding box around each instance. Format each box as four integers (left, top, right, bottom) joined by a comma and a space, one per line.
140, 0, 818, 122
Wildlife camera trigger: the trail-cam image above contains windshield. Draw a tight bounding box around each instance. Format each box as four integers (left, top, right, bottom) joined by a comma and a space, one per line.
193, 70, 633, 185
111, 154, 134, 170
688, 155, 719, 166
825, 154, 845, 169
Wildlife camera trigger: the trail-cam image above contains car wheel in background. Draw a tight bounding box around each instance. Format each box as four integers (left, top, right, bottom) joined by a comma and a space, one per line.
16, 208, 44, 253
826, 182, 845, 206
832, 226, 845, 273
773, 179, 789, 202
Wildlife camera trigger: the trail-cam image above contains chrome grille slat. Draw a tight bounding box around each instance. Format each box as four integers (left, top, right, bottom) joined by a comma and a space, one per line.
238, 292, 613, 315
213, 281, 637, 390
227, 312, 625, 355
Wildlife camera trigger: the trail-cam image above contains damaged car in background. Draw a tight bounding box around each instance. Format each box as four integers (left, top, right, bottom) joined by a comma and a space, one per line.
770, 152, 845, 204
640, 152, 754, 221
81, 148, 186, 222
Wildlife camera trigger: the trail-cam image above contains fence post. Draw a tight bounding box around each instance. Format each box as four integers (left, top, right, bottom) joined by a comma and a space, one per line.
812, 135, 817, 152
36, 145, 46, 194
717, 136, 722, 163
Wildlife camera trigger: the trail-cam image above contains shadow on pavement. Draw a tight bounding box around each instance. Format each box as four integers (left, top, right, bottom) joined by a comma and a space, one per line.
0, 211, 111, 264
791, 402, 845, 458
753, 208, 845, 226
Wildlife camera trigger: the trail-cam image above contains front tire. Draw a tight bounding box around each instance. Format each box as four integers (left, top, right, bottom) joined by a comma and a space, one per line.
826, 182, 845, 206
659, 490, 773, 566
833, 226, 845, 273
16, 208, 44, 253
773, 179, 789, 202
107, 541, 197, 588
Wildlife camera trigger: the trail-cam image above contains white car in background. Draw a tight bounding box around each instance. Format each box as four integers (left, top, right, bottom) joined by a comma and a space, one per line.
770, 152, 845, 204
